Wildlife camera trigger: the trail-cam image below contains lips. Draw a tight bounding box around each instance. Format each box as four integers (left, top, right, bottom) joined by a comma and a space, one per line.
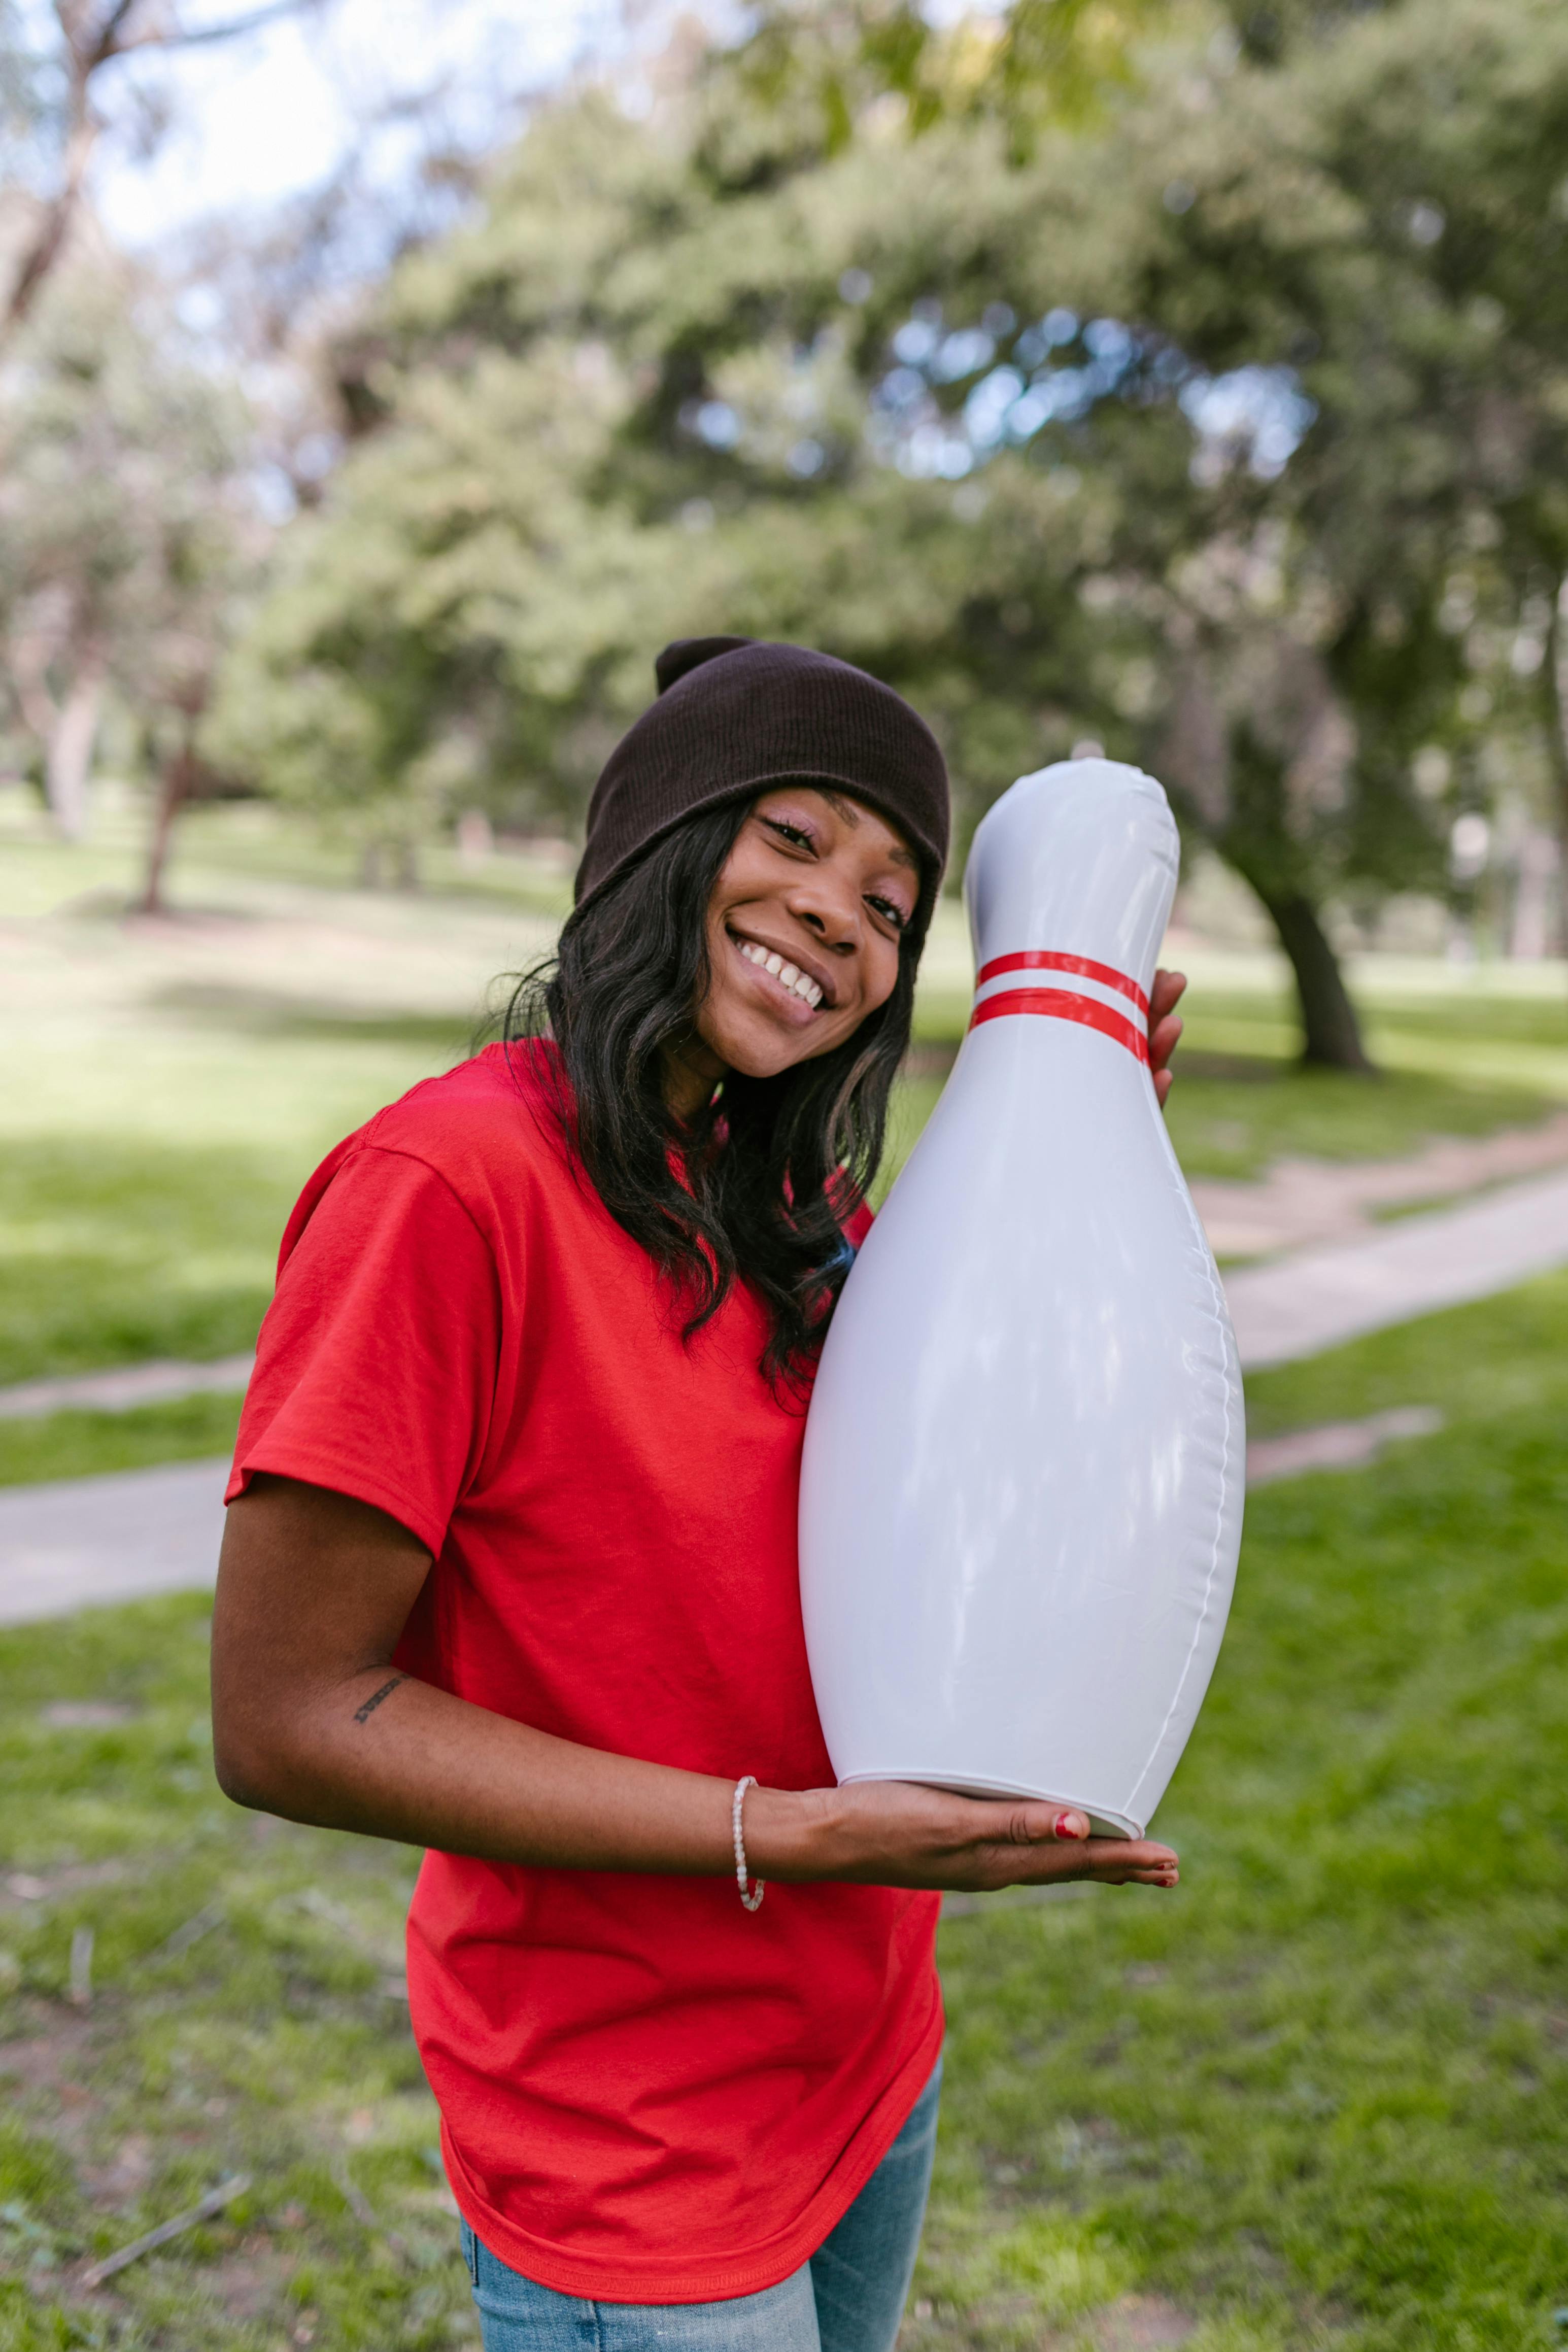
729, 930, 830, 1011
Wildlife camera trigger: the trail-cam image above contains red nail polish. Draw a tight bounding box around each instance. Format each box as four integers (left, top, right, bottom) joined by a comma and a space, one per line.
1055, 1810, 1087, 1839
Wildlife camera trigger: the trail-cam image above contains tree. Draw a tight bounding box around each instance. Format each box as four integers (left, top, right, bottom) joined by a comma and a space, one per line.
220, 2, 1564, 1058
0, 0, 331, 352
0, 253, 261, 877
1062, 0, 1568, 979
720, 0, 1170, 163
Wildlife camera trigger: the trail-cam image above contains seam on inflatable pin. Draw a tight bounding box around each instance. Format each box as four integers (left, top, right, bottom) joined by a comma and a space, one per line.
1122, 1139, 1241, 1824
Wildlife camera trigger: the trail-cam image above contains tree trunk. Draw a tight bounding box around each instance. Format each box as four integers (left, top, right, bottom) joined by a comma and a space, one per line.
138, 734, 197, 917
45, 655, 106, 839
0, 115, 98, 352
1538, 575, 1568, 966
1252, 885, 1375, 1071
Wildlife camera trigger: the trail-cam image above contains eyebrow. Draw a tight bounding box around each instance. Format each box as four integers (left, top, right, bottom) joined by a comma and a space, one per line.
817, 788, 920, 873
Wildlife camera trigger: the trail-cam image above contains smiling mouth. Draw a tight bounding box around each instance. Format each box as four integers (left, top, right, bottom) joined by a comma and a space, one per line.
729, 931, 827, 1010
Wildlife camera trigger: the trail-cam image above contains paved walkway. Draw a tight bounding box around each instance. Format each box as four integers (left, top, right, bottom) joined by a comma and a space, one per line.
4, 1163, 1568, 1626
1190, 1109, 1568, 1259
0, 1457, 230, 1626
1223, 1165, 1568, 1368
0, 1399, 1461, 1628
5, 1115, 1567, 1425
0, 1354, 256, 1421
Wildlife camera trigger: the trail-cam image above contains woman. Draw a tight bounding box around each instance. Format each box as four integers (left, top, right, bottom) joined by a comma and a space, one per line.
212, 636, 1185, 2352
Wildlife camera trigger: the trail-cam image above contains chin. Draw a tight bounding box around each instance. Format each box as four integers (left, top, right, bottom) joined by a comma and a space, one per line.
713, 1020, 827, 1081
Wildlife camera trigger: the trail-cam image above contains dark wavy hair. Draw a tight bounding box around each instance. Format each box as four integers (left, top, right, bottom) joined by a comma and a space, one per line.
505, 799, 921, 1389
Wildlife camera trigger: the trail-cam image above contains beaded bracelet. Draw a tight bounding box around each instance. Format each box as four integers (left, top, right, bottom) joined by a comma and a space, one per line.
731, 1775, 765, 1912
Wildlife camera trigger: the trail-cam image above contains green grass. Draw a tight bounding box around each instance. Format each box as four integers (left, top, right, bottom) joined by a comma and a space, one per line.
4, 802, 1565, 1380
3, 1279, 1567, 2346
911, 1272, 1568, 2349
0, 1599, 467, 2349
0, 1394, 243, 1490
0, 1138, 287, 1391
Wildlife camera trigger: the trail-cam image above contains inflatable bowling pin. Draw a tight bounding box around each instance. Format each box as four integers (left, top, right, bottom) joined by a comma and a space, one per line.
800, 759, 1243, 1838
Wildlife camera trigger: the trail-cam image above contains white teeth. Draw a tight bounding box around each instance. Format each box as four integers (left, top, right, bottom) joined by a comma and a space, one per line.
735, 936, 823, 1007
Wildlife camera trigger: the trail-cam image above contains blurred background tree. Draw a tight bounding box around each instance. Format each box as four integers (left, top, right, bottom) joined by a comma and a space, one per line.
0, 0, 331, 349
0, 254, 260, 875
6, 0, 1567, 1058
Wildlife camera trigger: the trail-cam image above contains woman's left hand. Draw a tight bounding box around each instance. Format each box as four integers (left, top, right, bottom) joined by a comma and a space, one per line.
1148, 968, 1186, 1110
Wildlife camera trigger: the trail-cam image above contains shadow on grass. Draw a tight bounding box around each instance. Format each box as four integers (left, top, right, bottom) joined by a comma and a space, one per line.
148, 980, 495, 1055
0, 1137, 289, 1388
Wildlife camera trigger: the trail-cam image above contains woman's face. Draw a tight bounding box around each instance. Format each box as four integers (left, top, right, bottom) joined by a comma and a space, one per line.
688, 786, 921, 1088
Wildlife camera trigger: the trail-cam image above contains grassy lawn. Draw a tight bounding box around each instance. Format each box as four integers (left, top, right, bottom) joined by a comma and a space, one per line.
4, 797, 1568, 2342
4, 794, 1566, 1401
1, 1274, 1565, 2348
0, 1395, 244, 1492
0, 798, 554, 1391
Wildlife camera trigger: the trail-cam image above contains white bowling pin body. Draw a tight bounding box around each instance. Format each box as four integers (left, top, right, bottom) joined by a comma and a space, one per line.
799, 759, 1244, 1839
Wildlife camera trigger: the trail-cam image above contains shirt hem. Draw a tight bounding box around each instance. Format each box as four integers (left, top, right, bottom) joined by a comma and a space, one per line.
439, 1989, 945, 2305
224, 1441, 448, 1560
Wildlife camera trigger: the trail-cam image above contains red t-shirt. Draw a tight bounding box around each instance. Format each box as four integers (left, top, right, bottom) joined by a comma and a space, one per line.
227, 1043, 942, 2303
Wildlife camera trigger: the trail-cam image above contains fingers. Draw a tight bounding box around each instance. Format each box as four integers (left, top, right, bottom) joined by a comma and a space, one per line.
1082, 1837, 1179, 1888
987, 1834, 1180, 1890
809, 1783, 1179, 1892
1147, 969, 1186, 1101
1149, 967, 1187, 1022
1148, 1010, 1183, 1073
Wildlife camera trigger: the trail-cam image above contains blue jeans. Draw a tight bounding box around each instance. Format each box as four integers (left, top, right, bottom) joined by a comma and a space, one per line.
460, 2060, 941, 2352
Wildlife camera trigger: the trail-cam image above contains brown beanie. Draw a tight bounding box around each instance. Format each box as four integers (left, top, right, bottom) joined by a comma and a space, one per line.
574, 637, 950, 936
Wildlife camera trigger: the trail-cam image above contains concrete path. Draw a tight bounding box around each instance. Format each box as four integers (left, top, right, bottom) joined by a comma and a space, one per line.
4, 1164, 1568, 1626
1245, 1405, 1443, 1486
0, 1401, 1457, 1628
1223, 1165, 1568, 1369
4, 1121, 1566, 1424
0, 1354, 256, 1421
0, 1457, 229, 1627
1190, 1109, 1568, 1259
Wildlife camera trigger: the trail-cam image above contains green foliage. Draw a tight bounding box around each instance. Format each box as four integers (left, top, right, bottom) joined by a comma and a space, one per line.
0, 260, 260, 837
211, 0, 1568, 1062
713, 0, 1168, 164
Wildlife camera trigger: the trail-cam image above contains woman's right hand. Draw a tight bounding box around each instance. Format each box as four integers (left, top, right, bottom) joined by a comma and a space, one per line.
749, 1779, 1178, 1893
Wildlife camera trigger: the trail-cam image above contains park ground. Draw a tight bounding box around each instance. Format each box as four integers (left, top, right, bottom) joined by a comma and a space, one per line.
2, 789, 1567, 2349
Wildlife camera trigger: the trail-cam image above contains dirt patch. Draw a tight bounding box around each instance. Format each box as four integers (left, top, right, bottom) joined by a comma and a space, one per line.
1093, 2295, 1199, 2347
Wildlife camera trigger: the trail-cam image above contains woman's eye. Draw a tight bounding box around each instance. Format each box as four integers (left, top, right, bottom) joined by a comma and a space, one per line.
867, 895, 909, 931
765, 819, 815, 850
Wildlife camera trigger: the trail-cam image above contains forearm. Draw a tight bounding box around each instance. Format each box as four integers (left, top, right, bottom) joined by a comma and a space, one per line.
214, 1657, 821, 1877
210, 1482, 1176, 1894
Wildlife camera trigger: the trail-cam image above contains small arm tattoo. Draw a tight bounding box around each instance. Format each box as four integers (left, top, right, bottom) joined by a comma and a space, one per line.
353, 1675, 407, 1725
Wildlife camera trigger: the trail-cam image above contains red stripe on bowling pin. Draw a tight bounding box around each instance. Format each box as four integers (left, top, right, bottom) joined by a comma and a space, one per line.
968, 986, 1150, 1064
975, 950, 1149, 1017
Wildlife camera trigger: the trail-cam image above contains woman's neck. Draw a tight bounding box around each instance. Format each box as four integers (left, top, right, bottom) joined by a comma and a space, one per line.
661, 1038, 728, 1126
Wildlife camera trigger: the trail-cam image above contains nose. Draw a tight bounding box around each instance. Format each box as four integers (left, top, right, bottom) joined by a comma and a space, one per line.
785, 868, 864, 956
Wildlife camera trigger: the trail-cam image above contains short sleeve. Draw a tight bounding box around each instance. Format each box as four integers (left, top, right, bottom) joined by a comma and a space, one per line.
227, 1143, 502, 1556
